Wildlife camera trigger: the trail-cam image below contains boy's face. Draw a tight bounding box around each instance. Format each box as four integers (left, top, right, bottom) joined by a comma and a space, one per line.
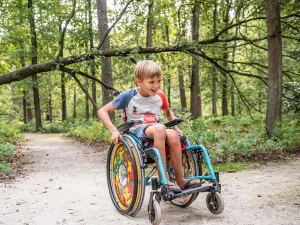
136, 76, 162, 97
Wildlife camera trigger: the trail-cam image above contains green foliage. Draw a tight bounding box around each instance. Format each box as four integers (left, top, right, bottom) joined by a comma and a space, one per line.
0, 163, 13, 174
0, 143, 15, 162
0, 141, 17, 175
40, 120, 77, 133
181, 114, 300, 164
0, 120, 23, 174
274, 113, 300, 150
67, 119, 111, 143
0, 120, 24, 144
19, 120, 36, 132
211, 162, 245, 172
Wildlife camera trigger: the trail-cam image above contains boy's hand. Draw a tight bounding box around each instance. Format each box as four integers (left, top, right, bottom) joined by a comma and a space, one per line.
111, 129, 122, 144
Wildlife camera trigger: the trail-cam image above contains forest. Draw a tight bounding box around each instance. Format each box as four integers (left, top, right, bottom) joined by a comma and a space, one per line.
0, 0, 299, 174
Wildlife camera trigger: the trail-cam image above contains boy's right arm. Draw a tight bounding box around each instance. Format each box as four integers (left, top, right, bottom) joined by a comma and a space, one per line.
98, 102, 122, 144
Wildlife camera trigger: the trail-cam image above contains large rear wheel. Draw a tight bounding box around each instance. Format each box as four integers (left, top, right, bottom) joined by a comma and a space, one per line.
106, 136, 145, 216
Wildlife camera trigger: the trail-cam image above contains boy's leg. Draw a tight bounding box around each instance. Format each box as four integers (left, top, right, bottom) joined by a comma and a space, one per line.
144, 124, 171, 183
166, 129, 200, 190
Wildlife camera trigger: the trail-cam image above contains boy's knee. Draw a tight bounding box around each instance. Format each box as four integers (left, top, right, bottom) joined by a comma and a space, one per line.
148, 124, 166, 137
153, 124, 166, 133
166, 129, 180, 145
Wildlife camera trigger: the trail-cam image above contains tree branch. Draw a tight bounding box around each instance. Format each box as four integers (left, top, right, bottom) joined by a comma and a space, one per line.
57, 0, 76, 58
58, 66, 116, 91
60, 66, 99, 113
96, 0, 134, 50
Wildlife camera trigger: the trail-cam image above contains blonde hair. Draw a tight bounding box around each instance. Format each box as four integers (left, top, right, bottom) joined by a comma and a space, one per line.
134, 60, 162, 80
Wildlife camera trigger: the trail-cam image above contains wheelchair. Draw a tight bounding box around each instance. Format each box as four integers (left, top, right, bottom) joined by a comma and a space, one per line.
106, 118, 224, 225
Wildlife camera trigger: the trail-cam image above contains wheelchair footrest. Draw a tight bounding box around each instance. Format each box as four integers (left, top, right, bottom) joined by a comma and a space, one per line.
169, 185, 215, 200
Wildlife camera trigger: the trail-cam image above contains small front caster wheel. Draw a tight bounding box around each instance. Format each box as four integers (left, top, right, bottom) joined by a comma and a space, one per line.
206, 192, 224, 215
148, 199, 161, 225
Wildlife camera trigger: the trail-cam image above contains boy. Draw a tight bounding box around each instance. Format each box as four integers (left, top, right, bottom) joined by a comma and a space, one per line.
98, 60, 200, 190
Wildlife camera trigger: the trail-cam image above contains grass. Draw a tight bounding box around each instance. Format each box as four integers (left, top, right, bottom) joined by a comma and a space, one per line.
213, 162, 246, 172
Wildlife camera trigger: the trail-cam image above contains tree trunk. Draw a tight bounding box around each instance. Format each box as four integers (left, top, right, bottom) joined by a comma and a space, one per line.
28, 0, 42, 131
96, 0, 114, 120
212, 0, 218, 116
146, 0, 154, 59
178, 67, 187, 111
27, 101, 33, 121
85, 78, 90, 120
222, 0, 230, 116
231, 82, 235, 116
19, 0, 27, 123
59, 22, 67, 121
190, 0, 202, 118
73, 87, 76, 119
265, 0, 282, 137
22, 91, 27, 124
48, 89, 53, 122
87, 0, 97, 117
165, 25, 171, 107
61, 72, 67, 120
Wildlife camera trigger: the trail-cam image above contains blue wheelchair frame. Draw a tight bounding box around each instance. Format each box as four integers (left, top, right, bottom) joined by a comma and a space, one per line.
124, 130, 221, 201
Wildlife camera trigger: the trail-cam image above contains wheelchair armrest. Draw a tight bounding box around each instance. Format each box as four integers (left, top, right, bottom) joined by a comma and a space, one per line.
164, 118, 184, 128
117, 121, 134, 132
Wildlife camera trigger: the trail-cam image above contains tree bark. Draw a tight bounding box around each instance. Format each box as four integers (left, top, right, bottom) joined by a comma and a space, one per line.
212, 0, 218, 116
73, 87, 76, 119
87, 0, 97, 117
190, 0, 202, 118
96, 0, 114, 120
59, 22, 67, 121
265, 0, 282, 137
22, 91, 27, 124
222, 0, 230, 116
178, 67, 187, 111
146, 0, 154, 59
28, 0, 42, 131
48, 89, 53, 122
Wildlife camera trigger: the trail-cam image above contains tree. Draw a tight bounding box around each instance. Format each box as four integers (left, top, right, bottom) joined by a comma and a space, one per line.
0, 0, 298, 126
87, 0, 97, 117
221, 0, 231, 116
212, 0, 218, 116
190, 0, 202, 118
28, 0, 42, 130
265, 0, 283, 137
96, 0, 114, 120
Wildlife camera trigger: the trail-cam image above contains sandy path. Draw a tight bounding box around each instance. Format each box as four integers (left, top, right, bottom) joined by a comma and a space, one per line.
0, 133, 299, 225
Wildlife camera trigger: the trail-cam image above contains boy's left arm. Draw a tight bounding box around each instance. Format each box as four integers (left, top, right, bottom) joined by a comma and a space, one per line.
163, 108, 183, 135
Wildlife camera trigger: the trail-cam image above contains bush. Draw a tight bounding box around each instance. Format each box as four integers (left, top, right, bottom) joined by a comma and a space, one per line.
0, 120, 23, 144
0, 143, 15, 163
181, 114, 299, 163
67, 119, 111, 143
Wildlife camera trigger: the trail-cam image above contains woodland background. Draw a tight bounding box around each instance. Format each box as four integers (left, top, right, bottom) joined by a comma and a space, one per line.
0, 0, 299, 174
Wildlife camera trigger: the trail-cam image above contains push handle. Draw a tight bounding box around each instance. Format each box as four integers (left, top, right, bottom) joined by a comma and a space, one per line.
164, 118, 184, 127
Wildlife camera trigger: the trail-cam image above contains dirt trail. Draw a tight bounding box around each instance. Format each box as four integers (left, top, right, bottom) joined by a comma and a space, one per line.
0, 133, 299, 225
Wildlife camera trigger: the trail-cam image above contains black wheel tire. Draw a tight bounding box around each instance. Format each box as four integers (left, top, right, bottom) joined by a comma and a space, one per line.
206, 192, 225, 215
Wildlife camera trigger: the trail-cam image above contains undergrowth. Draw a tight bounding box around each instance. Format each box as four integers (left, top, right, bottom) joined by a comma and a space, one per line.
181, 113, 300, 163
0, 120, 23, 175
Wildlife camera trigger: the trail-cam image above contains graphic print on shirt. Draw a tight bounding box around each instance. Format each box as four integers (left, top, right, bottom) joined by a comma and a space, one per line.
132, 106, 137, 115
